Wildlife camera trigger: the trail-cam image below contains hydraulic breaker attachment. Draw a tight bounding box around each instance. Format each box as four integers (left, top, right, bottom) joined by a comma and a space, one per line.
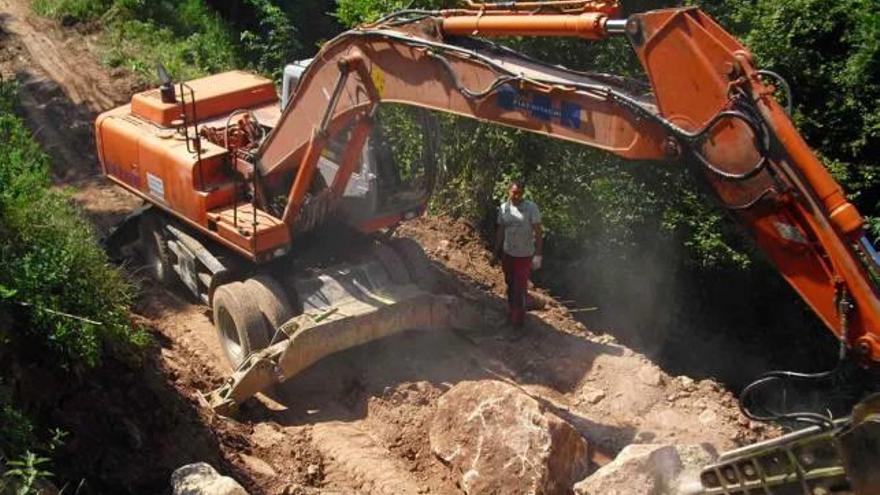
697, 394, 880, 494
207, 285, 482, 415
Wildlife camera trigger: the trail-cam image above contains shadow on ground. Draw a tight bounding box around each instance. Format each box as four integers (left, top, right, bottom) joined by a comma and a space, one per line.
234, 262, 636, 456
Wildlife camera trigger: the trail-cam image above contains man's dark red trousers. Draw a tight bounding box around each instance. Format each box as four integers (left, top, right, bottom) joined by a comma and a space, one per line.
502, 254, 532, 326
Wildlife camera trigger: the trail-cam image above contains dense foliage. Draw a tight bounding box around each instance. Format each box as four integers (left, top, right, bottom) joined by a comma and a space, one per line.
0, 79, 147, 489
0, 82, 146, 369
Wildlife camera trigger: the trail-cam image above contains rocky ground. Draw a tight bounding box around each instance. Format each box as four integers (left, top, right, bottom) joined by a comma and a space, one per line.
0, 1, 774, 492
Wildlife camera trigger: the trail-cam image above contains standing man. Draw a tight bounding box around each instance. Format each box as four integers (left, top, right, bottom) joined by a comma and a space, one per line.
494, 180, 543, 329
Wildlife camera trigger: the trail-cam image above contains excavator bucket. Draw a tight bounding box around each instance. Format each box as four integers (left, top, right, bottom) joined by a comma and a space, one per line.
206, 242, 484, 415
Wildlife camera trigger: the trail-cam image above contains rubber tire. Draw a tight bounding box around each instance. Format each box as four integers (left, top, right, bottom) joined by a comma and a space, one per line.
212, 281, 270, 368
373, 242, 410, 285
244, 274, 295, 344
391, 238, 437, 291
139, 212, 177, 286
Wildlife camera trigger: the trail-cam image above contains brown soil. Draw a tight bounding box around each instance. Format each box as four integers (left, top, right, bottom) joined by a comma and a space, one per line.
0, 2, 769, 493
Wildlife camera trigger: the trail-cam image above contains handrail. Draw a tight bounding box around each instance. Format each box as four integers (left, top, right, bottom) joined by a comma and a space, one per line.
178, 82, 205, 191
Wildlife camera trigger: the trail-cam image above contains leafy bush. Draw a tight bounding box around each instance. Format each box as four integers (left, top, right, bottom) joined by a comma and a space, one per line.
104, 17, 238, 82
0, 385, 36, 460
32, 0, 333, 83
238, 0, 302, 80
0, 76, 147, 494
2, 452, 53, 495
35, 0, 241, 82
709, 0, 880, 236
0, 80, 148, 368
335, 0, 446, 26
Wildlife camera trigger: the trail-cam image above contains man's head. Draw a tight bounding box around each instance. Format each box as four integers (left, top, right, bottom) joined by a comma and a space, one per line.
508, 180, 525, 205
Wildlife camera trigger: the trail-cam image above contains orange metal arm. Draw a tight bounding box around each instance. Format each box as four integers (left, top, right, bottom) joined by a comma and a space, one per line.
460, 0, 620, 14
330, 114, 374, 197
257, 6, 880, 364
442, 13, 610, 39
625, 8, 880, 362
281, 54, 377, 227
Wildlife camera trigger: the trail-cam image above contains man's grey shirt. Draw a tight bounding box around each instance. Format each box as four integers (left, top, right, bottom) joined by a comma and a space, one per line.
498, 199, 541, 257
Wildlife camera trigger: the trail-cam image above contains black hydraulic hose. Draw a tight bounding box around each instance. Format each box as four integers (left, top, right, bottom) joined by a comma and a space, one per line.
757, 69, 793, 116
366, 9, 448, 28
687, 110, 770, 181
339, 28, 779, 185
739, 342, 848, 430
725, 188, 777, 211
425, 49, 520, 100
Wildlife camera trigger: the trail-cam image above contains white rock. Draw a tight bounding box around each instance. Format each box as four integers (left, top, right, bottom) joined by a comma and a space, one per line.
580, 386, 606, 405
239, 454, 277, 477
638, 366, 664, 387
430, 380, 590, 494
171, 462, 248, 495
698, 408, 718, 425
574, 444, 717, 495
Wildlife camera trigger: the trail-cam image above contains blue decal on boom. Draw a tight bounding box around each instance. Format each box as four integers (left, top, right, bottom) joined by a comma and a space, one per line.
498, 85, 517, 110
531, 95, 553, 121
561, 102, 581, 129
495, 85, 582, 129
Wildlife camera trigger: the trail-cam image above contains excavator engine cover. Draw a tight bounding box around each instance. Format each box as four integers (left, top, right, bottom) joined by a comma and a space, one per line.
131, 71, 276, 127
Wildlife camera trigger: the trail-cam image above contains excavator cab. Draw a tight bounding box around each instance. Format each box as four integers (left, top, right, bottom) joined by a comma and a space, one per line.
312, 116, 431, 226
280, 60, 431, 229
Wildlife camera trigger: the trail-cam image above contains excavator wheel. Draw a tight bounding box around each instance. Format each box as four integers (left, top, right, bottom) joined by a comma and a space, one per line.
244, 274, 296, 345
213, 281, 269, 368
372, 243, 411, 285
391, 238, 437, 291
139, 211, 177, 287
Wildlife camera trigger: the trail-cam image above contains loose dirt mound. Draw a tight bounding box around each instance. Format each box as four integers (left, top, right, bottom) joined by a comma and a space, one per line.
0, 2, 767, 492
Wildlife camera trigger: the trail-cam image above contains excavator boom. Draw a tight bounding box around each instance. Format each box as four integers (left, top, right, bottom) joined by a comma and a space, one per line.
256, 5, 880, 364
95, 4, 880, 420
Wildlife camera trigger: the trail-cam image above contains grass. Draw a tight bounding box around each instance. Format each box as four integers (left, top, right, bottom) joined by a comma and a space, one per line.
32, 0, 111, 23
32, 0, 312, 83
104, 17, 238, 82
33, 0, 240, 83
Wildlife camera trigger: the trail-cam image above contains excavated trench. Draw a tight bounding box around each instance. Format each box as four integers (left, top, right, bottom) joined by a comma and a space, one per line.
0, 3, 825, 493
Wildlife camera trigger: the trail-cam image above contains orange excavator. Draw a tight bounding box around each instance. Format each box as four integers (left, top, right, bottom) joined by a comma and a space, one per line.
96, 2, 880, 492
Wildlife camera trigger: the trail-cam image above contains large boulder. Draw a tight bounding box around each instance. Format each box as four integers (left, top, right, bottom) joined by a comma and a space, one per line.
573, 444, 716, 495
430, 380, 590, 494
171, 462, 248, 495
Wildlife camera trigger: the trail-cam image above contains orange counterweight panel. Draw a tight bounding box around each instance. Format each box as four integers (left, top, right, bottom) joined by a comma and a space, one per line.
131, 71, 277, 127
96, 108, 230, 225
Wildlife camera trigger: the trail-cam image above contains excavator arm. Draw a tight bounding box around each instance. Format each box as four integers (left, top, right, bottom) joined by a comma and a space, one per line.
255, 3, 880, 366
90, 4, 879, 489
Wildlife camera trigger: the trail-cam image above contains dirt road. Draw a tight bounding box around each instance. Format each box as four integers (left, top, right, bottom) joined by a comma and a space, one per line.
0, 1, 763, 492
